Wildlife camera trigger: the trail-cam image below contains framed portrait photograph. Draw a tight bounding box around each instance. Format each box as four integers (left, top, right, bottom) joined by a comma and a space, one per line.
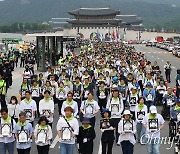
129, 97, 137, 106
1, 124, 11, 136
32, 89, 38, 96
37, 129, 47, 143
18, 130, 28, 143
73, 92, 80, 99
177, 113, 180, 121
100, 119, 111, 129
61, 127, 72, 141
111, 104, 119, 115
84, 90, 89, 98
123, 120, 133, 133
42, 109, 51, 118
147, 94, 153, 101
85, 104, 94, 114
148, 119, 158, 132
137, 111, 145, 121
24, 109, 32, 120
58, 91, 65, 99
99, 91, 106, 99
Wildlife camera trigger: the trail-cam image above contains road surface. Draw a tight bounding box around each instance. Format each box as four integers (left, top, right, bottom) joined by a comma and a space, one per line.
9, 45, 179, 154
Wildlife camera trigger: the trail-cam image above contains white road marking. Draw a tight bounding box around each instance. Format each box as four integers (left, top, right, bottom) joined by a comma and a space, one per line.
157, 58, 160, 59
50, 135, 59, 149
148, 52, 150, 54
161, 59, 164, 61
172, 66, 176, 69
98, 140, 102, 154
164, 52, 167, 54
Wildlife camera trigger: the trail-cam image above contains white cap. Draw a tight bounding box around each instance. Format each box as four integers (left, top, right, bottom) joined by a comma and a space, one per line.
112, 84, 118, 88
131, 86, 137, 90
150, 106, 157, 114
123, 110, 132, 116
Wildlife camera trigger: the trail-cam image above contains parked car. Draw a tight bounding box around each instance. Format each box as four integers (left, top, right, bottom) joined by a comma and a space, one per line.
172, 46, 180, 57
167, 44, 175, 52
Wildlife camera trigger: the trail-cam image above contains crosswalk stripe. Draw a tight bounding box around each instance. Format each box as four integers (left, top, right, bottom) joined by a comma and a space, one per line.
50, 135, 59, 149
98, 140, 102, 154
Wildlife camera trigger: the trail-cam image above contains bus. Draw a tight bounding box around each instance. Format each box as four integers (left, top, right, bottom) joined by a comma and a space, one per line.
173, 36, 180, 43
2, 38, 23, 44
156, 36, 164, 43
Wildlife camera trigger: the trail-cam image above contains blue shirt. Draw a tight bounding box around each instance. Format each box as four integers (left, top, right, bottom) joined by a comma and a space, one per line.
14, 123, 33, 149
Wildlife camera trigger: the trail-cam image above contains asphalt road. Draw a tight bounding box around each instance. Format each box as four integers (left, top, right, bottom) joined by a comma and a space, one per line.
9, 45, 180, 154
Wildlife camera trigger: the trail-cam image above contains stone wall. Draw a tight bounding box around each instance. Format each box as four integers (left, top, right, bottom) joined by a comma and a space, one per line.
23, 28, 180, 42
64, 28, 180, 41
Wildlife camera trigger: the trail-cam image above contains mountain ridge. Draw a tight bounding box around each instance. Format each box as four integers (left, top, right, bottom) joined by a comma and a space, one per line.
0, 0, 180, 30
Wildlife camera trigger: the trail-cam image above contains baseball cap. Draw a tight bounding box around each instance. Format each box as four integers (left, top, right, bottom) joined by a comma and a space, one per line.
150, 106, 157, 114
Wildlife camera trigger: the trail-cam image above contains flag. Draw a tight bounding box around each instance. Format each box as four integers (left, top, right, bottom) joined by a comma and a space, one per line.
121, 30, 126, 41
116, 31, 121, 42
97, 32, 102, 42
101, 33, 104, 41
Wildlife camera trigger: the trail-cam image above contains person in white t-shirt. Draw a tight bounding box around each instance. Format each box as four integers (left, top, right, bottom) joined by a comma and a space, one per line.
39, 90, 54, 128
61, 92, 78, 117
106, 89, 124, 143
0, 108, 16, 154
56, 82, 67, 115
19, 91, 37, 127
118, 110, 136, 154
34, 116, 52, 154
23, 66, 33, 85
80, 92, 100, 128
8, 96, 20, 123
142, 106, 165, 154
56, 106, 79, 154
134, 97, 147, 144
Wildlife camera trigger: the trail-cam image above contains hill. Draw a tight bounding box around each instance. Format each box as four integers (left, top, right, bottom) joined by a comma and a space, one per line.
0, 0, 180, 30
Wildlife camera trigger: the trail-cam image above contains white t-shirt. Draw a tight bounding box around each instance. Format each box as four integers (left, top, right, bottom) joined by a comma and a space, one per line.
19, 99, 37, 122
80, 100, 100, 118
142, 113, 165, 138
34, 124, 52, 146
106, 97, 124, 118
118, 118, 136, 145
61, 100, 78, 117
39, 99, 54, 123
56, 117, 79, 144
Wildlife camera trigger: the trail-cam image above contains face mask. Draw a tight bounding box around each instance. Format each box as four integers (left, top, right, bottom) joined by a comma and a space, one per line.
11, 100, 16, 104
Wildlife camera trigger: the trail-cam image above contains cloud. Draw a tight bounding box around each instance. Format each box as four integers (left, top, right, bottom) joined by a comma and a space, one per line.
0, 0, 5, 2
20, 0, 30, 4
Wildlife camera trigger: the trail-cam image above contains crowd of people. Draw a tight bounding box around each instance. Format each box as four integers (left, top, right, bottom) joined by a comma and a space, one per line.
0, 40, 180, 154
